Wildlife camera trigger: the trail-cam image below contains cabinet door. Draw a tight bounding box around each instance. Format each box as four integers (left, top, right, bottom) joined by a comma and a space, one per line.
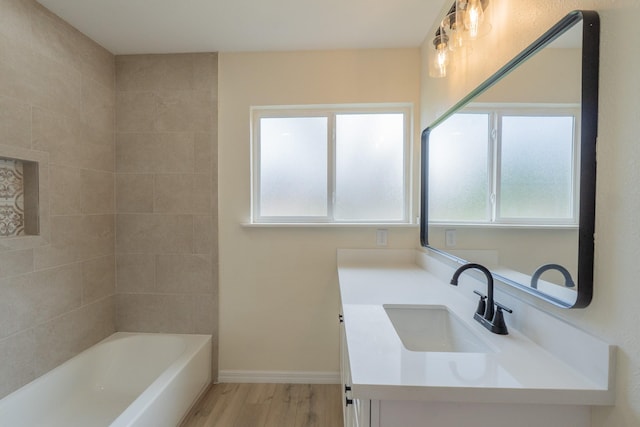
340, 313, 355, 426
354, 398, 371, 427
340, 312, 373, 427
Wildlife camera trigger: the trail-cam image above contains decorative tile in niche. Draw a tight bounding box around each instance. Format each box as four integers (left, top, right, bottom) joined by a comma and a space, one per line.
0, 157, 38, 238
0, 159, 25, 237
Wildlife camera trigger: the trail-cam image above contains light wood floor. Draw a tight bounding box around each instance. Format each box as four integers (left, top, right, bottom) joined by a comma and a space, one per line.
180, 383, 344, 427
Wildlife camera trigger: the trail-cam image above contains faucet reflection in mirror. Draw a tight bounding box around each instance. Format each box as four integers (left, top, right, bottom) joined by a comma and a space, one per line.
429, 0, 492, 78
531, 263, 575, 290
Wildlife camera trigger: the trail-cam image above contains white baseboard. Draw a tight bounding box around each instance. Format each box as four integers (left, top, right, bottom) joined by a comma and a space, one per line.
217, 370, 340, 384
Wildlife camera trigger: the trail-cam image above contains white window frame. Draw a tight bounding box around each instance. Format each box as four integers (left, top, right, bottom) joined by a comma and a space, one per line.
431, 103, 580, 227
251, 104, 413, 224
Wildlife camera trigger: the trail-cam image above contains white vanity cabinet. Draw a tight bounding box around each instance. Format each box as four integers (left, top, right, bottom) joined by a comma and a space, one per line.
337, 249, 615, 427
339, 311, 591, 427
340, 307, 598, 427
339, 393, 591, 427
340, 315, 371, 427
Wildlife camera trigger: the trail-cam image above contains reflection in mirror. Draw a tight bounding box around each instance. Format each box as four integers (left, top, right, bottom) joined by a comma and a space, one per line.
420, 11, 599, 308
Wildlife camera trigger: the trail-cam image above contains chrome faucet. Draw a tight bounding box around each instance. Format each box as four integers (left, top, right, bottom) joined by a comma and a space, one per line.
450, 263, 512, 335
530, 263, 575, 289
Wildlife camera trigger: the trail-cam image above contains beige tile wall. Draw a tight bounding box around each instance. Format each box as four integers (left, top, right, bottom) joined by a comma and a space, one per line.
0, 0, 116, 399
0, 2, 219, 399
114, 53, 218, 377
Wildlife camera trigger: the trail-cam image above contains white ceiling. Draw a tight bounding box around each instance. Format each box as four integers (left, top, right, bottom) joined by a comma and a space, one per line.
37, 0, 449, 55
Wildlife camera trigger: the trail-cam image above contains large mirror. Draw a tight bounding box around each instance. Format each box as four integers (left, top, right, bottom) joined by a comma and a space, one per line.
420, 10, 599, 308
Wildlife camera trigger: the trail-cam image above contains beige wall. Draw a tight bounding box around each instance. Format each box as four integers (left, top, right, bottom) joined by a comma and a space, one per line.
218, 49, 421, 376
0, 0, 115, 398
422, 0, 640, 424
475, 47, 581, 104
114, 53, 219, 376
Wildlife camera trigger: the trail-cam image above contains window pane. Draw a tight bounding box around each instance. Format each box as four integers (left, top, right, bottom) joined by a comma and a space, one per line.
259, 117, 328, 217
428, 113, 490, 222
500, 116, 574, 219
335, 114, 405, 221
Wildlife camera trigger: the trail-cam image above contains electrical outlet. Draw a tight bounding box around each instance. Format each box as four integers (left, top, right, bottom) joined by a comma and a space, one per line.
445, 229, 456, 247
376, 229, 388, 246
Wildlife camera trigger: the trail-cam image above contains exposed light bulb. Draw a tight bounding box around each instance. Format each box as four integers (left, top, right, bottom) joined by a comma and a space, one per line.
465, 0, 484, 39
429, 0, 492, 79
443, 12, 465, 50
436, 44, 449, 75
450, 22, 465, 50
430, 33, 449, 78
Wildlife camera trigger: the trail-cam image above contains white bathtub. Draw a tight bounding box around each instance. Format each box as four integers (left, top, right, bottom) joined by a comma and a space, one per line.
0, 332, 212, 427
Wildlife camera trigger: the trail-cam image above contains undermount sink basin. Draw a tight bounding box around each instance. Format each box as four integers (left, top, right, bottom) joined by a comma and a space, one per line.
383, 304, 493, 353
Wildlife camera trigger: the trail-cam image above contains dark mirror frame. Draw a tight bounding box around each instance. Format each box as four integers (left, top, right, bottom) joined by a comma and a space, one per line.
420, 10, 599, 308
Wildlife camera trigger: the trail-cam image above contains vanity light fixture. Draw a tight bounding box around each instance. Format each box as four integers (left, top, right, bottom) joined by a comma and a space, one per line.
442, 10, 465, 51
464, 0, 487, 39
429, 0, 492, 78
431, 28, 450, 78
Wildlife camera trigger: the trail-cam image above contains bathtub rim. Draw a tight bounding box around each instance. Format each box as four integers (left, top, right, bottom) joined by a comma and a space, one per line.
110, 331, 212, 427
0, 331, 213, 427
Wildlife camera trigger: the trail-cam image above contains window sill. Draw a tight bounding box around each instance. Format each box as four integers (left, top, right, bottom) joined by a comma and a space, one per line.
429, 222, 578, 230
242, 222, 419, 228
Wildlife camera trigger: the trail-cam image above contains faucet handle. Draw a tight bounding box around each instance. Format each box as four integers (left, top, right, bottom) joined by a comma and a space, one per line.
490, 307, 509, 335
489, 302, 512, 335
473, 290, 486, 298
495, 301, 513, 314
473, 290, 487, 316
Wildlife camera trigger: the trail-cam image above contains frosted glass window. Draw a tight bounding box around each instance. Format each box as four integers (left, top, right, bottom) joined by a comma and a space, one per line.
429, 113, 490, 222
335, 114, 404, 221
259, 117, 328, 217
253, 105, 410, 223
500, 116, 574, 219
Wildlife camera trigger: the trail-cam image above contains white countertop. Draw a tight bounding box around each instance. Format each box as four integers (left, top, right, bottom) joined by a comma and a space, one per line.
338, 249, 615, 405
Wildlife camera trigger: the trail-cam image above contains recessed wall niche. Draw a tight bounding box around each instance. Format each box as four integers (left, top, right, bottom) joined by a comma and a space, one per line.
0, 145, 49, 251
0, 157, 38, 237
